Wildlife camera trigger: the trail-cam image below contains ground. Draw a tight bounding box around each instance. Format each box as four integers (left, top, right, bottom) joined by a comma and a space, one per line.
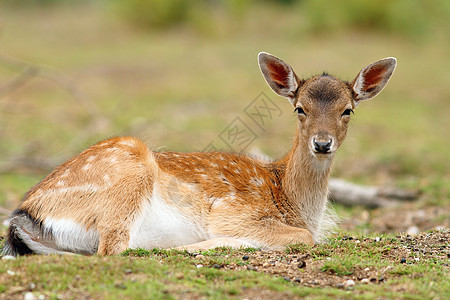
0, 203, 448, 299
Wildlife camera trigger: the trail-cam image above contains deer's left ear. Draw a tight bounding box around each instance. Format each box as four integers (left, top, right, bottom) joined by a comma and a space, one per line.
351, 57, 397, 106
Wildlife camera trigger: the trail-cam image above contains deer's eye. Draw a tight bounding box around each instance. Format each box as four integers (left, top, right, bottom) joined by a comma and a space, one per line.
294, 107, 306, 116
342, 109, 354, 116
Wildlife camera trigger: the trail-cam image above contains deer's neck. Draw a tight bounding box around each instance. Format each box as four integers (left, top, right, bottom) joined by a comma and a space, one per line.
279, 134, 333, 241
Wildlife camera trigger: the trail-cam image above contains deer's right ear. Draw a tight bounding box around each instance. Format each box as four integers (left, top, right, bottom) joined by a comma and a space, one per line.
258, 52, 299, 105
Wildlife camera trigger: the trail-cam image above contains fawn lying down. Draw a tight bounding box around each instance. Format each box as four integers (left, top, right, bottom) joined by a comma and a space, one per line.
3, 53, 396, 255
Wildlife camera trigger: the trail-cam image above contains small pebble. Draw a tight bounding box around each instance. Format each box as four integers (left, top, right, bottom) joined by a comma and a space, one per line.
2, 255, 16, 261
28, 282, 36, 291
196, 264, 203, 268
345, 279, 355, 287
293, 278, 301, 283
364, 267, 370, 271
195, 254, 205, 260
247, 265, 257, 271
283, 276, 291, 282
375, 237, 381, 242
124, 269, 132, 274
7, 270, 15, 276
24, 292, 37, 300
211, 264, 223, 269
336, 283, 345, 288
407, 226, 420, 235
361, 278, 370, 284
400, 257, 407, 264
297, 260, 306, 268
262, 262, 270, 268
242, 255, 250, 261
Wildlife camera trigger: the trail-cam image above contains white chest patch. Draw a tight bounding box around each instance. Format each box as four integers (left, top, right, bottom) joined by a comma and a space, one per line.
128, 188, 209, 249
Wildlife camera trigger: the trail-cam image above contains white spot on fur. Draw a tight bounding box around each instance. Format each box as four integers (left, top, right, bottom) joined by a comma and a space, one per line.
119, 140, 136, 147
81, 164, 92, 171
61, 169, 70, 178
210, 162, 218, 168
109, 156, 117, 163
86, 155, 96, 163
55, 180, 66, 187
106, 147, 119, 152
50, 183, 101, 196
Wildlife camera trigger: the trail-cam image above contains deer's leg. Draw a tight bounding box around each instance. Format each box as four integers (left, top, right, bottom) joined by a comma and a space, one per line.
97, 227, 130, 255
173, 219, 313, 252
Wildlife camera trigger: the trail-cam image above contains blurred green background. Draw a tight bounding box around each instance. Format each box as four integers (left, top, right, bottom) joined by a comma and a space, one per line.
0, 0, 449, 211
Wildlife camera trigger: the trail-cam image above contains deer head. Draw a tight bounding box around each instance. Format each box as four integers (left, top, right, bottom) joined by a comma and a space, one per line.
258, 52, 396, 159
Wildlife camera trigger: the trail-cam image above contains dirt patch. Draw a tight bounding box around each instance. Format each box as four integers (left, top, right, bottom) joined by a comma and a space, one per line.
200, 229, 449, 289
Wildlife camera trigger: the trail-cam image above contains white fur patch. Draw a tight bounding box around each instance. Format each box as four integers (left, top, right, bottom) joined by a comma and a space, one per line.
44, 218, 100, 254
128, 185, 209, 249
81, 163, 92, 171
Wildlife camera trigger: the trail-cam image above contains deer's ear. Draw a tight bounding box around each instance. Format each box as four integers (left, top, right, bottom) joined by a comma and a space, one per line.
351, 57, 397, 105
258, 52, 299, 105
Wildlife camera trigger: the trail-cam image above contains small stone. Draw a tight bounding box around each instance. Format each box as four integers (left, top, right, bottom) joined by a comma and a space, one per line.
283, 276, 291, 282
28, 283, 36, 291
336, 283, 345, 288
24, 292, 37, 300
326, 257, 331, 261
414, 257, 420, 262
196, 264, 203, 268
2, 255, 16, 261
400, 257, 407, 264
364, 267, 370, 271
7, 270, 15, 276
375, 237, 381, 242
345, 279, 355, 287
195, 254, 205, 260
247, 265, 257, 271
297, 260, 306, 268
293, 278, 301, 283
407, 226, 420, 235
124, 269, 132, 274
262, 262, 270, 268
242, 255, 250, 261
361, 278, 370, 284
175, 272, 184, 280
114, 283, 126, 290
211, 264, 223, 269
378, 277, 385, 282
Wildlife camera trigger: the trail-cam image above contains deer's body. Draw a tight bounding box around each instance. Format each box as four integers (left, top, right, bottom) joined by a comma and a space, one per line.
3, 53, 396, 256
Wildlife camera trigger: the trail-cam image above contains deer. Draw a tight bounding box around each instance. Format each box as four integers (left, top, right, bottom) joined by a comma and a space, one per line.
2, 53, 396, 256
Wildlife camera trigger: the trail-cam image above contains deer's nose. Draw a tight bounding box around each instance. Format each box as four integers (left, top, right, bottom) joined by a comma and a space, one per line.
313, 139, 332, 154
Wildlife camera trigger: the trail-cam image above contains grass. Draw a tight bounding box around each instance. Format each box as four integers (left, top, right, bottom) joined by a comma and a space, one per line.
1, 231, 448, 299
0, 2, 448, 299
